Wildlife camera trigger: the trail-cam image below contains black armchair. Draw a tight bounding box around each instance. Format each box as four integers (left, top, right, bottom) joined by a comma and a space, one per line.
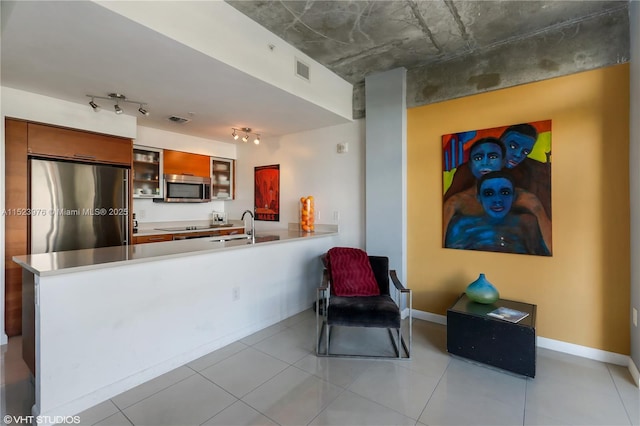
316, 248, 412, 359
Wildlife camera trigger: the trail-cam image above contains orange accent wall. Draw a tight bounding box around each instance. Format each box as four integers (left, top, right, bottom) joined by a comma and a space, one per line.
407, 64, 630, 354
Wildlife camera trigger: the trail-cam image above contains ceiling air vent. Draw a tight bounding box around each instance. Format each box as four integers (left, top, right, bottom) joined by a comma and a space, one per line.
168, 115, 191, 124
295, 58, 310, 82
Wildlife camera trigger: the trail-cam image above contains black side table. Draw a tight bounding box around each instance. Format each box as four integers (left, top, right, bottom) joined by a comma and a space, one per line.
447, 293, 537, 377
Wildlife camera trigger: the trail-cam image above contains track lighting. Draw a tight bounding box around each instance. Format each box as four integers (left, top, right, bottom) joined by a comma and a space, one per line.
86, 93, 149, 116
89, 97, 100, 111
231, 127, 261, 145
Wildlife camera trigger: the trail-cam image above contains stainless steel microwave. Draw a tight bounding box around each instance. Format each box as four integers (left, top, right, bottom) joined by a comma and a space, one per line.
157, 174, 211, 203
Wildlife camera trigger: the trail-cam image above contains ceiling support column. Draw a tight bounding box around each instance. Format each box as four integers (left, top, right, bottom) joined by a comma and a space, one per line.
364, 68, 407, 284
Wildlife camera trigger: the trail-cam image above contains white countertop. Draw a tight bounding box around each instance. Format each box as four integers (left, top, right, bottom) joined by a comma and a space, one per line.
14, 225, 338, 277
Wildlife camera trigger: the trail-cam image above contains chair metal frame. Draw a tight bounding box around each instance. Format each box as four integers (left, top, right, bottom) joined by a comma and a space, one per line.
315, 261, 412, 359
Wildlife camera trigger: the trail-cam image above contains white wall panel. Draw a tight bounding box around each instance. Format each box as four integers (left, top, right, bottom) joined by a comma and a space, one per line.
30, 236, 337, 418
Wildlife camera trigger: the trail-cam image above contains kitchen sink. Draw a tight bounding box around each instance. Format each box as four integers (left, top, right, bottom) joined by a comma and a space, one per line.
210, 234, 280, 243
210, 234, 251, 242
253, 235, 280, 243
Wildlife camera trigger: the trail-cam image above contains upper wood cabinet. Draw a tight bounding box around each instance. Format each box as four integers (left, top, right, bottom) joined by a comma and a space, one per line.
163, 149, 210, 178
211, 157, 235, 200
27, 122, 132, 166
133, 145, 163, 199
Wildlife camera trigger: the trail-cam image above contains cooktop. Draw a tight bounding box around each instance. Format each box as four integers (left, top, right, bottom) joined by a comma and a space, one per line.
154, 224, 233, 232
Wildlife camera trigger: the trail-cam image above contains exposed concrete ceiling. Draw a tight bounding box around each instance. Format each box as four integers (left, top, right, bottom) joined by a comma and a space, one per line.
227, 0, 630, 117
1, 1, 630, 141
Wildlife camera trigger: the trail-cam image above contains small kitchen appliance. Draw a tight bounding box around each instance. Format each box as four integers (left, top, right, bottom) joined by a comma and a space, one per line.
212, 211, 227, 225
156, 174, 211, 203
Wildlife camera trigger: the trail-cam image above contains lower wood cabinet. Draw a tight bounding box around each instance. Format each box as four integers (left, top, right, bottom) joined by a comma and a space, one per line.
132, 234, 173, 244
132, 228, 243, 244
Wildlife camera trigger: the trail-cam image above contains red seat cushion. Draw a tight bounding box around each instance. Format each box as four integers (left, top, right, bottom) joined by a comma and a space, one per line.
327, 247, 381, 297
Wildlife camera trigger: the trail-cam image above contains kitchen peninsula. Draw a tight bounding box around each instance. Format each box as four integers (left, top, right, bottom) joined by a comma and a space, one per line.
13, 225, 338, 422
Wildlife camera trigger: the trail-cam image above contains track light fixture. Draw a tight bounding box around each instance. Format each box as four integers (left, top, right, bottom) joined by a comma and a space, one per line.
86, 93, 149, 116
231, 127, 261, 145
89, 97, 100, 111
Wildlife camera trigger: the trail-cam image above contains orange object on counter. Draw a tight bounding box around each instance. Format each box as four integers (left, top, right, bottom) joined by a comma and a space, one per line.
300, 195, 315, 233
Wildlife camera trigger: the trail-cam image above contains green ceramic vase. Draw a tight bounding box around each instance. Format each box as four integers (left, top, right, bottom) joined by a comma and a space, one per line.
466, 273, 499, 304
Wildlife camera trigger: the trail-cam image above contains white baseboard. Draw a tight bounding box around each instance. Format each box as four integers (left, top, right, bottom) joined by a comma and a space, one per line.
412, 309, 634, 371
629, 357, 640, 387
412, 309, 447, 325
536, 336, 628, 366
1, 332, 7, 346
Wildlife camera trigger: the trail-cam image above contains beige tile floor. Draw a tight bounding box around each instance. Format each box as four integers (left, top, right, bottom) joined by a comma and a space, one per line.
2, 309, 639, 426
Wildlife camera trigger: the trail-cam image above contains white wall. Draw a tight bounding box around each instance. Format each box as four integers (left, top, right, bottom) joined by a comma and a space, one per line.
228, 120, 366, 248
1, 87, 137, 138
135, 126, 235, 159
133, 126, 236, 223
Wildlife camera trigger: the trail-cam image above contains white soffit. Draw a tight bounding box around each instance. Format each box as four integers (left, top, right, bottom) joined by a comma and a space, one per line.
94, 0, 354, 121
1, 1, 352, 142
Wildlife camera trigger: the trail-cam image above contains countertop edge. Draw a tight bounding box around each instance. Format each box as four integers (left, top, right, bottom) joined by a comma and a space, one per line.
13, 230, 338, 277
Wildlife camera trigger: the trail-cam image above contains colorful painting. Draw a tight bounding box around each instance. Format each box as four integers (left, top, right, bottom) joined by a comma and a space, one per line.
443, 120, 552, 256
254, 164, 280, 221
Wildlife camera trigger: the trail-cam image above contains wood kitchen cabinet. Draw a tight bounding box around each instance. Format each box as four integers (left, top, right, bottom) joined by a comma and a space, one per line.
163, 149, 210, 178
132, 228, 243, 244
4, 118, 133, 337
132, 234, 173, 244
211, 157, 235, 200
27, 122, 132, 166
4, 118, 28, 337
133, 145, 163, 199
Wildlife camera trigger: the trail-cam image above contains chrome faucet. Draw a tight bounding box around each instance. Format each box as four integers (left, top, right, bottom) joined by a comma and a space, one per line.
241, 209, 255, 242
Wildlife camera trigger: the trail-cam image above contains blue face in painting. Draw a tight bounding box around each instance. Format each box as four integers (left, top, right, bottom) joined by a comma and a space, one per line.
469, 142, 503, 179
502, 131, 536, 169
478, 177, 514, 219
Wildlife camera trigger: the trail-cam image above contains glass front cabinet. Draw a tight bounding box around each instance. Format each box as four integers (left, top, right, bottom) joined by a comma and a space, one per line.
211, 157, 235, 200
133, 145, 163, 199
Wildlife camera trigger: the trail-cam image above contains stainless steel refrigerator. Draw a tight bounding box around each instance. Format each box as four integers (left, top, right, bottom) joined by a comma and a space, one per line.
29, 158, 129, 254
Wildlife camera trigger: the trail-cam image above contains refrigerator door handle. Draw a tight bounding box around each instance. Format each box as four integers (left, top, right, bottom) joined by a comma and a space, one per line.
123, 169, 129, 245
